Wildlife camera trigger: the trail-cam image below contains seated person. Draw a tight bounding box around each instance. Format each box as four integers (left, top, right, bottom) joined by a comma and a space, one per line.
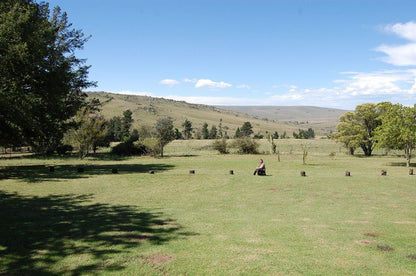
253, 158, 266, 175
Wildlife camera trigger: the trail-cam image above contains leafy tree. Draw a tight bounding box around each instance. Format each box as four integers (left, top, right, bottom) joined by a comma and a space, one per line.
330, 112, 361, 155
240, 122, 253, 137
182, 119, 193, 139
332, 103, 383, 156
155, 117, 175, 157
201, 122, 209, 139
64, 107, 106, 159
374, 103, 416, 167
0, 0, 94, 153
218, 119, 223, 138
293, 128, 315, 139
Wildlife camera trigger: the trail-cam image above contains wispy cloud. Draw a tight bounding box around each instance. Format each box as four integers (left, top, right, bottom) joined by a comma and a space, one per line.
195, 79, 232, 89
159, 79, 180, 87
236, 84, 251, 89
183, 78, 197, 83
376, 21, 416, 66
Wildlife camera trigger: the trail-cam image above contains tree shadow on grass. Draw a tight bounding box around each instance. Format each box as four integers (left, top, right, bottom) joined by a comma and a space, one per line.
0, 191, 196, 275
0, 163, 175, 183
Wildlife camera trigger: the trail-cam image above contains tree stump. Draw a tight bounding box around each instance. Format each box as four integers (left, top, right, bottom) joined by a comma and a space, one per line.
49, 166, 55, 172
381, 170, 387, 176
410, 168, 414, 175
300, 171, 306, 177
345, 170, 351, 176
149, 170, 155, 174
229, 170, 234, 175
112, 168, 118, 174
189, 170, 195, 174
77, 167, 84, 173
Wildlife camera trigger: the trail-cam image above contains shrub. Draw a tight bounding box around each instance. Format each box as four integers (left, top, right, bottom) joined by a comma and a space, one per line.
139, 138, 161, 157
56, 144, 73, 154
231, 138, 259, 154
110, 136, 146, 156
212, 139, 228, 154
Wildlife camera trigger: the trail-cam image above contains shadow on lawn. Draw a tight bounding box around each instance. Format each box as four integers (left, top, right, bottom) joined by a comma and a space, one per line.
0, 192, 196, 276
388, 162, 416, 167
0, 163, 175, 183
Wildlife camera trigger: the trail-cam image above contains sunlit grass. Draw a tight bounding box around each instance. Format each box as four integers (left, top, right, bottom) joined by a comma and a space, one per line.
0, 139, 415, 275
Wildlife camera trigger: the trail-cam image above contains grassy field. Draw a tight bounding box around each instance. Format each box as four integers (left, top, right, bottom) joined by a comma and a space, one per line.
1, 139, 415, 275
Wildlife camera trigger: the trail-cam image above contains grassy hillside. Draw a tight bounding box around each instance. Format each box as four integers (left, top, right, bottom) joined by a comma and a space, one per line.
87, 92, 343, 136
87, 92, 306, 136
218, 106, 348, 133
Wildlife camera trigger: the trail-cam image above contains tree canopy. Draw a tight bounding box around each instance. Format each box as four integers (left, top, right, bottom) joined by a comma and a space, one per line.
374, 103, 416, 167
0, 0, 94, 153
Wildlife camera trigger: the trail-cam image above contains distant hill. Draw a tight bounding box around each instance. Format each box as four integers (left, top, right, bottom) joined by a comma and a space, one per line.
86, 92, 346, 136
218, 106, 348, 134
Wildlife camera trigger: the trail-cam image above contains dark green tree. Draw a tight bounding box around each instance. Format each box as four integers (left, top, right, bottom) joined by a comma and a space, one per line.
121, 109, 133, 141
0, 0, 94, 153
155, 117, 175, 157
209, 125, 217, 139
106, 116, 122, 142
174, 128, 182, 139
202, 122, 209, 139
240, 122, 253, 137
234, 127, 242, 138
182, 119, 193, 139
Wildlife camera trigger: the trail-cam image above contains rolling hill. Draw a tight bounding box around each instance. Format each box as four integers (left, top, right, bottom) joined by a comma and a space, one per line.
87, 92, 346, 136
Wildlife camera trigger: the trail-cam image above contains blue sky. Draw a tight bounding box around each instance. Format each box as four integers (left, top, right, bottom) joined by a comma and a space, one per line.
48, 0, 416, 109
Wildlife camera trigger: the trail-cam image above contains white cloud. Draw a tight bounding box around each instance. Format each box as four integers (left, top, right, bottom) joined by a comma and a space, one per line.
111, 90, 154, 96
183, 78, 197, 83
384, 21, 416, 41
236, 84, 251, 89
376, 21, 416, 66
195, 79, 232, 89
159, 79, 180, 87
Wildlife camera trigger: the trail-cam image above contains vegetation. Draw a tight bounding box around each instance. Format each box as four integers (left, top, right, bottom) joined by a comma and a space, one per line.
331, 103, 384, 156
0, 139, 415, 275
155, 117, 175, 157
212, 138, 228, 154
293, 128, 315, 139
374, 103, 416, 167
0, 0, 94, 153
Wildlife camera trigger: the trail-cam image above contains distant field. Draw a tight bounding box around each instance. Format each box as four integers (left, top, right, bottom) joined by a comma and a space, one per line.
1, 139, 415, 275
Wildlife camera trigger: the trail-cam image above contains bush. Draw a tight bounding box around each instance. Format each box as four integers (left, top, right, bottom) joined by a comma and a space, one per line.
212, 139, 228, 154
56, 144, 73, 154
110, 136, 146, 156
139, 138, 161, 157
230, 138, 259, 154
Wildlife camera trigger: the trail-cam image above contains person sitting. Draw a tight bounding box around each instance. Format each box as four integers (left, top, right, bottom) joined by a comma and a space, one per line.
253, 159, 266, 175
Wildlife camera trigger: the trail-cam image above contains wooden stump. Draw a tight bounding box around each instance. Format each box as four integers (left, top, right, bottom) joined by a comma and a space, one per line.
409, 168, 414, 175
112, 168, 118, 174
345, 170, 351, 176
229, 170, 234, 175
77, 167, 84, 173
49, 166, 55, 172
300, 171, 306, 177
381, 170, 387, 176
149, 170, 155, 174
189, 170, 195, 174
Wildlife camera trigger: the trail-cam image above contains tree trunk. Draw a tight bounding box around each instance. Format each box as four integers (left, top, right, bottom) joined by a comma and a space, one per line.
405, 147, 412, 167
160, 145, 164, 157
349, 147, 355, 155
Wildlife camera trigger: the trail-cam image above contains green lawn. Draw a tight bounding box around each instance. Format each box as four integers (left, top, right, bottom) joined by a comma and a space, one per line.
0, 139, 415, 275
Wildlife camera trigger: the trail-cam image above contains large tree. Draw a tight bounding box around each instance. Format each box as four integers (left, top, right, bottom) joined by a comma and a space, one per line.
332, 103, 383, 156
0, 0, 94, 153
374, 104, 416, 167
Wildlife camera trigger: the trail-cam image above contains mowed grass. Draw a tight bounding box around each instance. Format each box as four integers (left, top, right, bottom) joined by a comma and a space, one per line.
0, 139, 415, 275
